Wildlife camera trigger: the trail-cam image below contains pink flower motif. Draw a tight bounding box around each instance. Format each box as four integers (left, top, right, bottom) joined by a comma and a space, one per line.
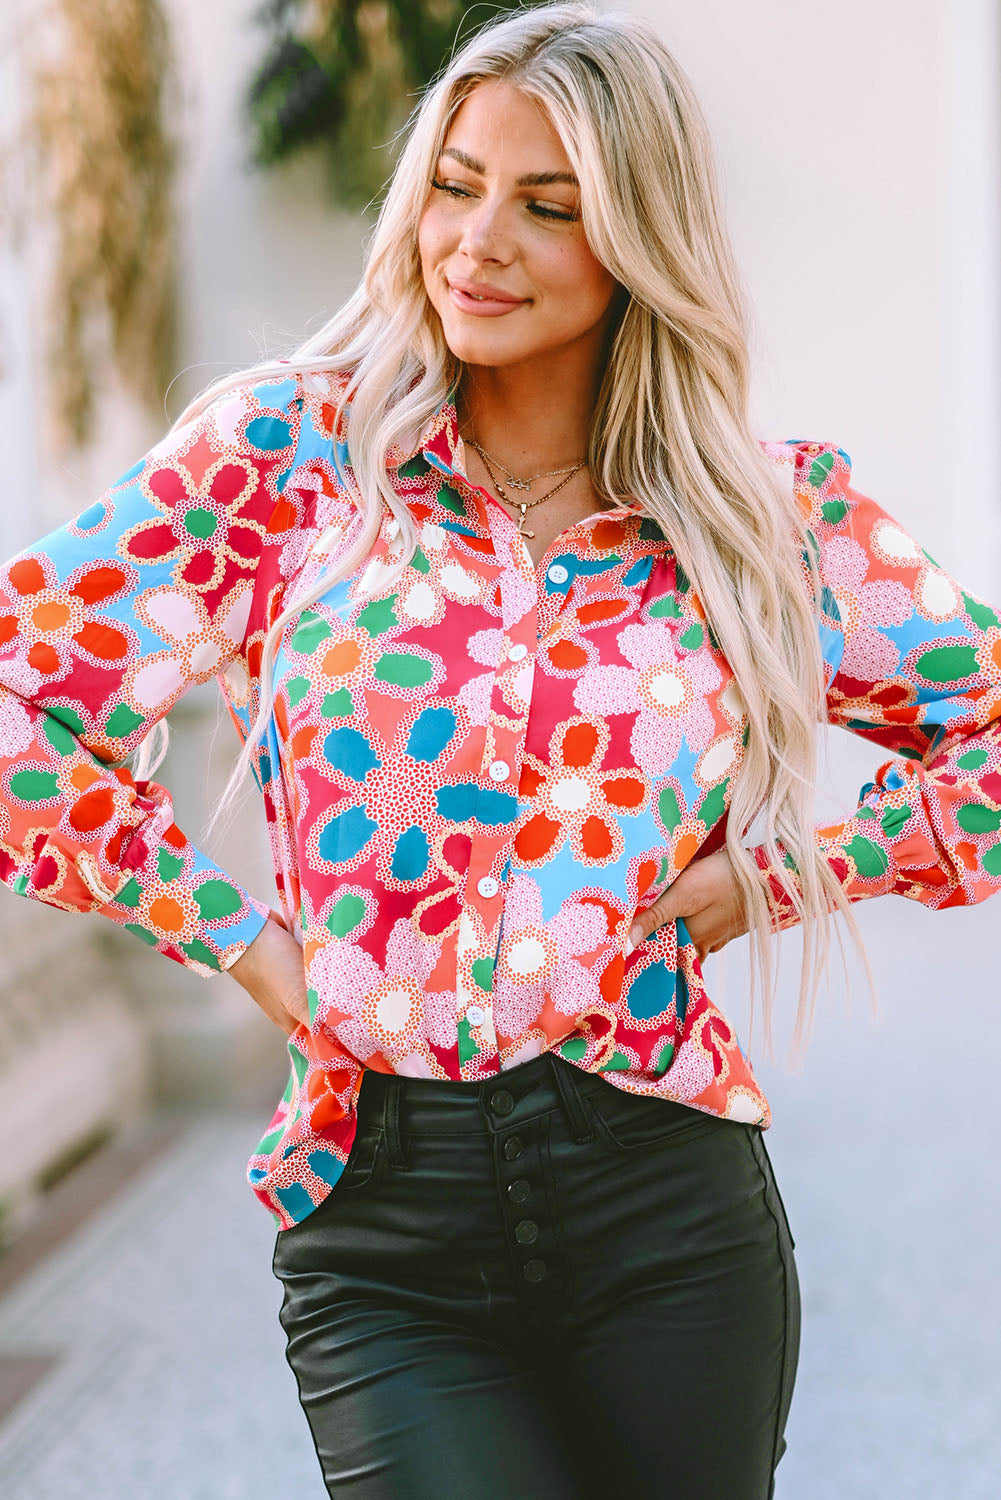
0, 696, 34, 754
657, 1034, 715, 1102
574, 620, 722, 777
457, 671, 494, 726
467, 628, 503, 667
823, 536, 911, 682
493, 872, 609, 1042
307, 916, 453, 1060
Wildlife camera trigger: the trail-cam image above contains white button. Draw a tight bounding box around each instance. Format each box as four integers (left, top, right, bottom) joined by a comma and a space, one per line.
547, 563, 569, 585
466, 1004, 486, 1027
488, 760, 509, 782
508, 642, 528, 662
477, 876, 499, 899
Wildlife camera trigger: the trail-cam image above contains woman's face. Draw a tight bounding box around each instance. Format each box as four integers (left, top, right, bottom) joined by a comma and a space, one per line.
418, 79, 620, 374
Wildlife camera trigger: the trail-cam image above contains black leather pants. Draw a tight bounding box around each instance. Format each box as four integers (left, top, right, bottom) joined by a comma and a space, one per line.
271, 1051, 800, 1499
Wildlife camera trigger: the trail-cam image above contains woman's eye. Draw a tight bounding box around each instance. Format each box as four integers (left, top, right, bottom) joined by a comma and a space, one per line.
529, 204, 576, 222
429, 177, 575, 222
430, 177, 472, 201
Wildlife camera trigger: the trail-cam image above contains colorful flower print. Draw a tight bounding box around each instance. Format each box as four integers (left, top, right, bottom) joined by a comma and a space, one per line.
1, 374, 999, 1230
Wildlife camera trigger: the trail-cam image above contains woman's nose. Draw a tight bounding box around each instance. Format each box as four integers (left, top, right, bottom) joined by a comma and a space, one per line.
458, 196, 513, 255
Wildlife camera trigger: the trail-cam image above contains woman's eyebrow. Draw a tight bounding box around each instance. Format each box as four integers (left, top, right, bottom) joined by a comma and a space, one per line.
438, 146, 578, 188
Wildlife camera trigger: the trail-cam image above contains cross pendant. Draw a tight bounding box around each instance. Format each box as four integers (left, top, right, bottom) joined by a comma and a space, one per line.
516, 504, 535, 538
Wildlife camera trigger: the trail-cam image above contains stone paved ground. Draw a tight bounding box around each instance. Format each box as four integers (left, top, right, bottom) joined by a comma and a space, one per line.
0, 1111, 326, 1500
0, 896, 997, 1498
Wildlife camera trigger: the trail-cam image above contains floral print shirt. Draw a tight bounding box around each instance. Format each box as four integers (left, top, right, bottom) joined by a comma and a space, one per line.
2, 368, 999, 1230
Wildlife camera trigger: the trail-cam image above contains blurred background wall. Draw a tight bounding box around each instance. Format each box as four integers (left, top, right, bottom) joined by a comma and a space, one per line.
0, 2, 998, 1482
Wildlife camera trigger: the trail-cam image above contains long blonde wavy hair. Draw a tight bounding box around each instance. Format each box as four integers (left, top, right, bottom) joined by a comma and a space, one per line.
143, 1, 875, 1058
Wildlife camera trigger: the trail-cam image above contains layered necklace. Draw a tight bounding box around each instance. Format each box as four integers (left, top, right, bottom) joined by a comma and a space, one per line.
462, 426, 589, 539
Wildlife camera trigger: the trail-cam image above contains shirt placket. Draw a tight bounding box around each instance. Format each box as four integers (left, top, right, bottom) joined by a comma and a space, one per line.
426, 449, 611, 1075
424, 477, 536, 1076
461, 511, 597, 1073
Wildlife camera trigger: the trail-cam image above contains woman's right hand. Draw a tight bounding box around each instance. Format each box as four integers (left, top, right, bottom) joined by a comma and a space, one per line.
228, 908, 311, 1035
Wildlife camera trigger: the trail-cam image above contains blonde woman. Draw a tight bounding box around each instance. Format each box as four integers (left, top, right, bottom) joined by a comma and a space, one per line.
2, 4, 999, 1496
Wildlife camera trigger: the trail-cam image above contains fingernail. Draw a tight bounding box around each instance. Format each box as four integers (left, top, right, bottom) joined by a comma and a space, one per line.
624, 929, 639, 958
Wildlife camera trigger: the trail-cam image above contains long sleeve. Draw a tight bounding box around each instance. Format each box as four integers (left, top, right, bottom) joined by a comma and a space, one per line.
0, 373, 310, 974
748, 439, 1001, 930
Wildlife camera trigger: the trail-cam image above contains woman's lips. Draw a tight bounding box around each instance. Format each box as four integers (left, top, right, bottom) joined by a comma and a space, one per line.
448, 283, 529, 316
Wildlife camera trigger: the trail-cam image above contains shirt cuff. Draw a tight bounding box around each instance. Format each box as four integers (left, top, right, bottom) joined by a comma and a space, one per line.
91, 824, 273, 977
746, 815, 894, 932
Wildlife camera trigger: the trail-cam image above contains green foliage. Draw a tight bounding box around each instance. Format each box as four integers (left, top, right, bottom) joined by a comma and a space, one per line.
245, 1, 549, 209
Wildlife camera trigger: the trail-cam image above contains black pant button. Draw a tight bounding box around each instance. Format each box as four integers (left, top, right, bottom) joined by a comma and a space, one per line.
507, 1178, 531, 1203
514, 1219, 539, 1245
490, 1089, 515, 1116
502, 1135, 523, 1161
523, 1258, 547, 1283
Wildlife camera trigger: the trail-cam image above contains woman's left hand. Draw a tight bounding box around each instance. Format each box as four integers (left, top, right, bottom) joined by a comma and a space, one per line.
625, 848, 750, 963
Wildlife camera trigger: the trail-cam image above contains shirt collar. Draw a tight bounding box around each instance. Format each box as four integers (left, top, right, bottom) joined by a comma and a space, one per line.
387, 372, 643, 521
386, 371, 464, 473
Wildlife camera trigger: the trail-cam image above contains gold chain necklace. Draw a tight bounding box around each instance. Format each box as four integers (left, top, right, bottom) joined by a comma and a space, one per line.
473, 446, 587, 538
465, 437, 583, 490
464, 434, 588, 539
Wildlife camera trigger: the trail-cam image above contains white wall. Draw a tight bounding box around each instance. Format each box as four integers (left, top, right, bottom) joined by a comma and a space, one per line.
168, 0, 369, 412
636, 0, 1000, 593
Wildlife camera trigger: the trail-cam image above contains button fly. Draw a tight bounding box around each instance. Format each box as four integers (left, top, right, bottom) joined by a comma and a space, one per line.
514, 1219, 539, 1245
490, 1089, 515, 1116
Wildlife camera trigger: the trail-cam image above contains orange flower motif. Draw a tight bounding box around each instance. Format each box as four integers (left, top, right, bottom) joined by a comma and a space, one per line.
514, 717, 646, 867
0, 555, 134, 673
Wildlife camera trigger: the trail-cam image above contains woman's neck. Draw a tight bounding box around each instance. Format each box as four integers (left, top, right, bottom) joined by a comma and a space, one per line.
455, 365, 598, 477
457, 433, 608, 570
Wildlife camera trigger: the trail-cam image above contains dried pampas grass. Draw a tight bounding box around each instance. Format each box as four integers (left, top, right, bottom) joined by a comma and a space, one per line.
29, 0, 180, 449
